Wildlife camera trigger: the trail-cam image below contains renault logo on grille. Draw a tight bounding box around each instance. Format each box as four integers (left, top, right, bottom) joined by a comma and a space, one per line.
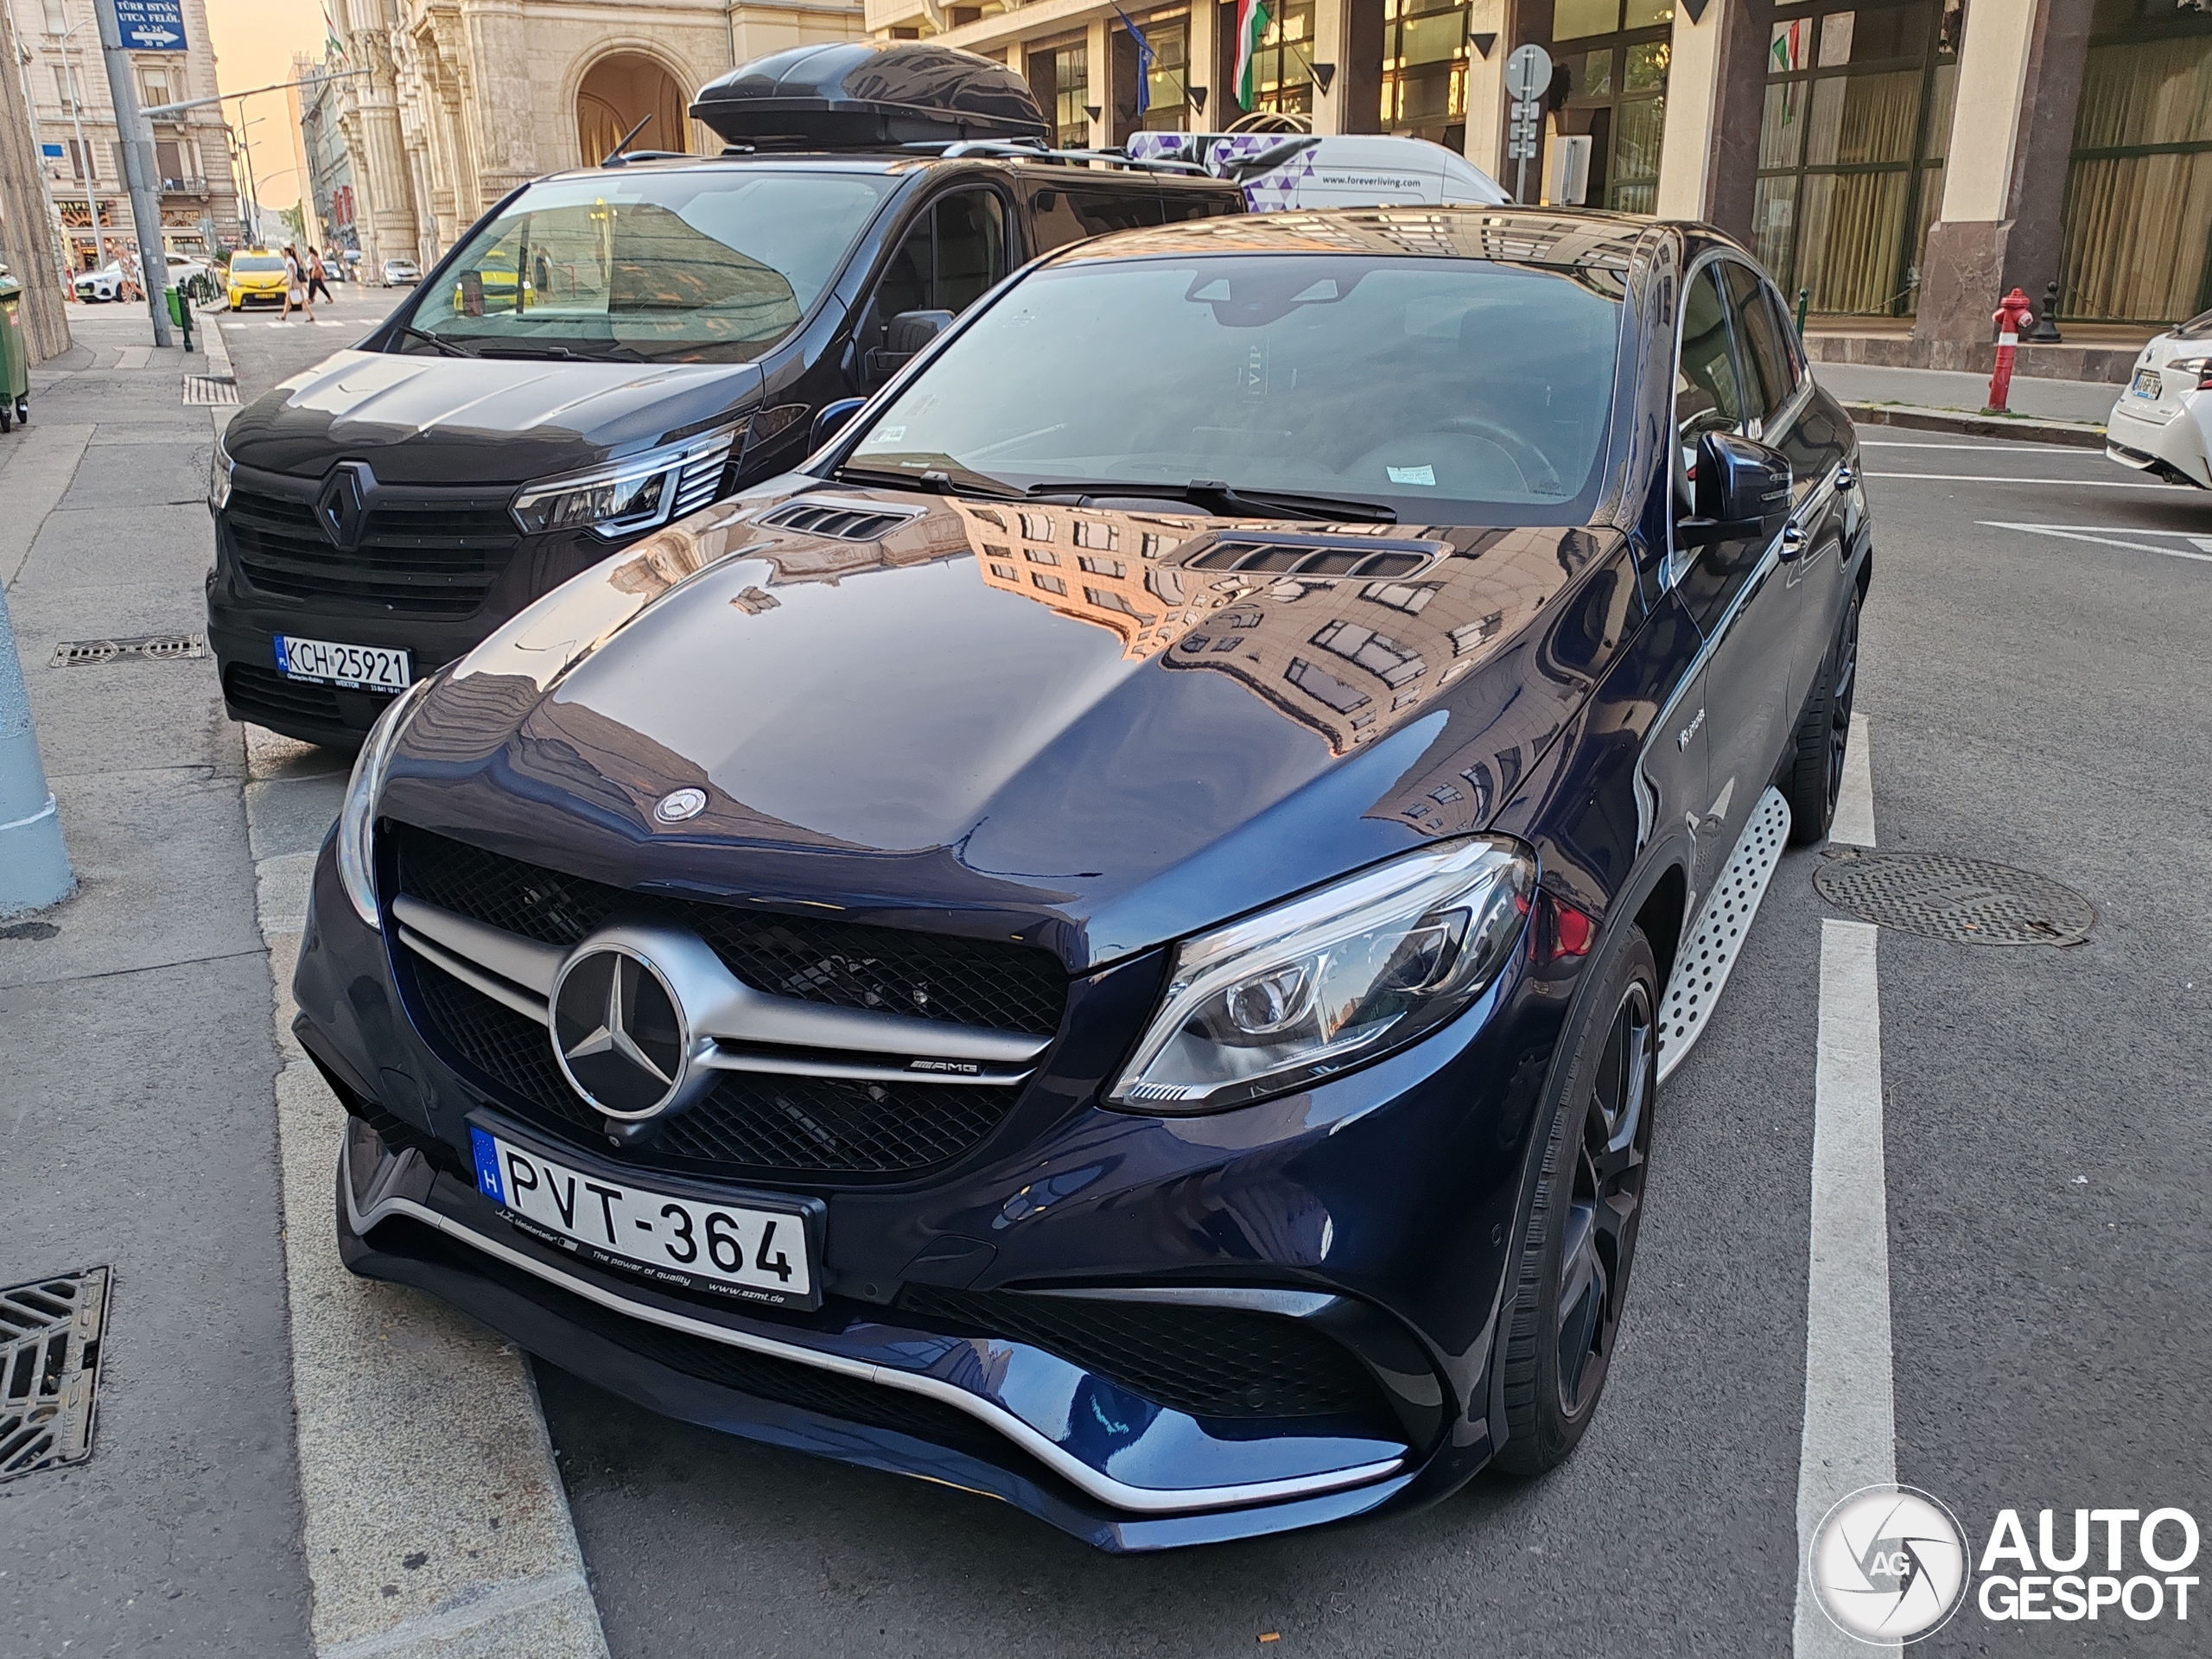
315, 461, 375, 551
550, 942, 696, 1120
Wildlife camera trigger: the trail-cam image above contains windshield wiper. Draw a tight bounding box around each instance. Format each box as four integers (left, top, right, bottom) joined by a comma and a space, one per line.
474, 341, 651, 364
391, 325, 474, 359
1022, 479, 1396, 524
830, 461, 1026, 500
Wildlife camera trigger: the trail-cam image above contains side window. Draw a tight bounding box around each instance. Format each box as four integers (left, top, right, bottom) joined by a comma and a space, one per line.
935, 190, 1007, 313
1029, 184, 1164, 252
1723, 261, 1793, 435
1676, 265, 1745, 448
1767, 285, 1809, 394
869, 190, 1010, 335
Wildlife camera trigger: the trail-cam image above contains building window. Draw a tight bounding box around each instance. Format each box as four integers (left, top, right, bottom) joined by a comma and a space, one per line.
1027, 41, 1090, 149
41, 0, 66, 33
1555, 0, 1675, 213
1287, 658, 1371, 714
53, 63, 83, 111
1755, 0, 1957, 317
1451, 613, 1503, 654
1078, 555, 1125, 576
1382, 0, 1472, 149
1019, 510, 1056, 541
1085, 586, 1156, 620
1242, 0, 1316, 117
1032, 571, 1068, 595
137, 67, 171, 111
1129, 12, 1190, 134
1025, 546, 1060, 565
2058, 0, 2212, 322
1146, 565, 1184, 604
1071, 518, 1119, 550
989, 562, 1018, 581
1363, 580, 1436, 613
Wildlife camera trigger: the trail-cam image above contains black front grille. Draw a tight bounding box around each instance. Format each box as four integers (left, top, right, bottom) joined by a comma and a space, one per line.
408, 944, 1027, 1179
223, 661, 344, 726
225, 485, 519, 616
392, 824, 1067, 1037
897, 1286, 1395, 1424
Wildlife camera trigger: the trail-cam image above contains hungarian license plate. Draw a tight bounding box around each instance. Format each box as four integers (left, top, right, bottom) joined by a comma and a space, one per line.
275, 633, 411, 691
2129, 367, 2164, 400
469, 1128, 818, 1307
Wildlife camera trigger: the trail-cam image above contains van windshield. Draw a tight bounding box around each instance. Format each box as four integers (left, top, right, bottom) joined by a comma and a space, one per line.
400, 169, 898, 364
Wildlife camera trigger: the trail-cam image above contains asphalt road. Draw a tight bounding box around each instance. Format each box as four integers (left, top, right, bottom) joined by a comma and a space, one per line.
209, 306, 2212, 1656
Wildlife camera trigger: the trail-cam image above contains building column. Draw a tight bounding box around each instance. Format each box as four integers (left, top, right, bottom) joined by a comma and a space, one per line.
1341, 0, 1385, 133
1914, 0, 2092, 349
1653, 0, 1770, 235
1309, 0, 1345, 133
1187, 0, 1219, 128
461, 0, 535, 207
1463, 2, 1507, 175
340, 6, 416, 273
1085, 16, 1109, 145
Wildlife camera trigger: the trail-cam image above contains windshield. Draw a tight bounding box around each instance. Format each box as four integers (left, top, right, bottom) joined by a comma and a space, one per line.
846, 255, 1623, 521
400, 169, 898, 364
233, 254, 284, 272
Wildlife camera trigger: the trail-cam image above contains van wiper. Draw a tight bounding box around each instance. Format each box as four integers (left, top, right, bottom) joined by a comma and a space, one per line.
1023, 479, 1397, 523
391, 325, 474, 359
475, 341, 651, 364
830, 462, 1025, 500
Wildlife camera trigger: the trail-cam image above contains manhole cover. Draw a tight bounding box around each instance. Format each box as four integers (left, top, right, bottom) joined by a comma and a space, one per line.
1, 1268, 110, 1482
48, 634, 207, 668
1814, 851, 2094, 946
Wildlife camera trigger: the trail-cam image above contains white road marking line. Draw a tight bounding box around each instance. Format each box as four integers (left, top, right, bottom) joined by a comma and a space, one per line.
1856, 440, 2100, 453
1829, 712, 1874, 848
1972, 521, 2212, 537
1978, 520, 2212, 564
1864, 472, 2170, 489
1795, 918, 1898, 1659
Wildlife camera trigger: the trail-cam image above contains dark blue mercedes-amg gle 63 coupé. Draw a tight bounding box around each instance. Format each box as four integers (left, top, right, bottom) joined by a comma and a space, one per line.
297, 207, 1870, 1551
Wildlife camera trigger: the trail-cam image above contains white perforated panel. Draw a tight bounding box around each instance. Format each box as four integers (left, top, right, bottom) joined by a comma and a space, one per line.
1656, 786, 1791, 1084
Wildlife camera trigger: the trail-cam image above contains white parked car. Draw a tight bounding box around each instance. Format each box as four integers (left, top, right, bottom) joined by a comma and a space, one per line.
165, 251, 212, 289
380, 257, 421, 287
2106, 309, 2212, 489
73, 261, 127, 302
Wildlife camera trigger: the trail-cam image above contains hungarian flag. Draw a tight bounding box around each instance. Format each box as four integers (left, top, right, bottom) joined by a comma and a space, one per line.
1234, 0, 1272, 111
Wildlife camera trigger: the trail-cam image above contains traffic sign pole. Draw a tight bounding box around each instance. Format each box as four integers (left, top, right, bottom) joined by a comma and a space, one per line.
92, 0, 172, 346
1503, 43, 1553, 205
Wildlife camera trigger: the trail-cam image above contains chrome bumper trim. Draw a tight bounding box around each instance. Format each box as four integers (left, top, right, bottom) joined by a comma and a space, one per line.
340, 1134, 1405, 1517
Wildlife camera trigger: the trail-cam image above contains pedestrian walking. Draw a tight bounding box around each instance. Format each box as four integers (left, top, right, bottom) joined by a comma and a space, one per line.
281, 244, 314, 322
307, 248, 334, 307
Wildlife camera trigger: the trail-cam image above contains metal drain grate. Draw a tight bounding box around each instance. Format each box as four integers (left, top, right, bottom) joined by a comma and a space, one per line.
1, 1268, 110, 1481
182, 375, 238, 406
1814, 851, 2095, 946
48, 633, 207, 668
1657, 788, 1792, 1084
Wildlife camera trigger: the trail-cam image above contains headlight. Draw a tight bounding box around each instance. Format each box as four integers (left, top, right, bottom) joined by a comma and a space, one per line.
208, 427, 233, 512
1108, 837, 1537, 1115
510, 421, 745, 539
336, 678, 434, 929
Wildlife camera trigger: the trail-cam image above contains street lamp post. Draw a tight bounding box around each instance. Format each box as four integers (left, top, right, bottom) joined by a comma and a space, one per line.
57, 21, 105, 283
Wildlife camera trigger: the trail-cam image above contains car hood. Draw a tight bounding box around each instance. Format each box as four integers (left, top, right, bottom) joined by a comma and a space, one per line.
223, 348, 766, 486
379, 486, 1642, 970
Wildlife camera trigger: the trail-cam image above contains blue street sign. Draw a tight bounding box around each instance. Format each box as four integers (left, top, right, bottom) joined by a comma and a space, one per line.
111, 0, 188, 51
41, 143, 64, 158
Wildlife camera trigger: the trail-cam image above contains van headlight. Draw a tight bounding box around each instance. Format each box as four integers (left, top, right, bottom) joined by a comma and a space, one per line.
1107, 837, 1536, 1115
510, 421, 745, 539
336, 679, 434, 929
209, 428, 233, 512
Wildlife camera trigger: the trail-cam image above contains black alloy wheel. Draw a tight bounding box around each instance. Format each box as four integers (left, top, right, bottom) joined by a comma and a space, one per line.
1495, 926, 1659, 1475
1784, 584, 1862, 845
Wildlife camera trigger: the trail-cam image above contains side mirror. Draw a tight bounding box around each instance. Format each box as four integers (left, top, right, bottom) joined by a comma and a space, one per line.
810, 397, 867, 452
1678, 430, 1790, 547
864, 308, 954, 385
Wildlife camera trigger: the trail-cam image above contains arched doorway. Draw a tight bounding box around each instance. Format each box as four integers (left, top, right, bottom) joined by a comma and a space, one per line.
577, 54, 690, 165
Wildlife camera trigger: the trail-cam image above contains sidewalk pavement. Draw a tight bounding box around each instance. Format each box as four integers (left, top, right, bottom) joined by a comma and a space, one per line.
1, 302, 605, 1659
1812, 359, 2120, 448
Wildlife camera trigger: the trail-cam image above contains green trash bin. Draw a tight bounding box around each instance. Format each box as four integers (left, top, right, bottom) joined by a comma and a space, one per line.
0, 267, 29, 434
164, 283, 194, 353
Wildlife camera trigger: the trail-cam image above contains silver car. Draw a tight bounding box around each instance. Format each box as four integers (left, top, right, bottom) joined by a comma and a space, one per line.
2107, 309, 2212, 489
380, 257, 421, 288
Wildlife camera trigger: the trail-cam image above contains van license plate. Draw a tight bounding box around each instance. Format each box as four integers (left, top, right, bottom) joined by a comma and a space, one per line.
274, 634, 411, 691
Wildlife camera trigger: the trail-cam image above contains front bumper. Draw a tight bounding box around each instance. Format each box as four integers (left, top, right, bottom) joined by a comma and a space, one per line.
300, 837, 1577, 1548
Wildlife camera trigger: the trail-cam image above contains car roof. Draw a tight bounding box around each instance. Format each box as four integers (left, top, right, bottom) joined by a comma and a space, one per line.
1042, 207, 1664, 272
525, 150, 1230, 191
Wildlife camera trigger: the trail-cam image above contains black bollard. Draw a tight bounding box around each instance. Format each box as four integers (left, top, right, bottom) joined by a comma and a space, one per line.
2026, 279, 2063, 344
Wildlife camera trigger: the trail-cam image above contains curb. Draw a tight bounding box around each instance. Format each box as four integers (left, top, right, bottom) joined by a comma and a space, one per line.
1840, 401, 2107, 449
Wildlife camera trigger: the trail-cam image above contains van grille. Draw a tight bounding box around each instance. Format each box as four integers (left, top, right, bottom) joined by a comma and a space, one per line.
224, 484, 519, 616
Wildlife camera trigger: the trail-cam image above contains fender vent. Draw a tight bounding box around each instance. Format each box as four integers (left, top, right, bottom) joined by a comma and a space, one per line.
759, 499, 924, 542
2, 1268, 110, 1482
1187, 536, 1440, 579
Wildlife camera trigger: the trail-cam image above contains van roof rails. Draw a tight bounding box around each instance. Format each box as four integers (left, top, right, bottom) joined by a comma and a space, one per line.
906, 137, 1209, 175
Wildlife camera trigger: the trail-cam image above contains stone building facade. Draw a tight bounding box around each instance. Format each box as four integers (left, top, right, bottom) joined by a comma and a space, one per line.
863, 0, 2212, 365
16, 0, 241, 268
321, 0, 868, 275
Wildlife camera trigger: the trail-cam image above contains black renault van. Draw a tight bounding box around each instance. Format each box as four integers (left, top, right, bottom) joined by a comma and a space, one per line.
207, 42, 1239, 747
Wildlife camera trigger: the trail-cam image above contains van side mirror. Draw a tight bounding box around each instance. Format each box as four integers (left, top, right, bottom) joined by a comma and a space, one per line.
1678, 430, 1791, 547
864, 308, 954, 385
811, 397, 867, 452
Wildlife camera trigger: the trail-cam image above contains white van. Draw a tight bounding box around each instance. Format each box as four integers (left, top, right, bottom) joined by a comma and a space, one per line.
1125, 131, 1510, 212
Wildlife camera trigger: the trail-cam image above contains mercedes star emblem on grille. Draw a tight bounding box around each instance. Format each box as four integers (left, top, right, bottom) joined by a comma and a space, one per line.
550, 943, 694, 1119
654, 787, 708, 823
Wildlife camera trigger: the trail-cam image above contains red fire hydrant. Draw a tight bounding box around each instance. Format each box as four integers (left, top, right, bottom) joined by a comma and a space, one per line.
1986, 287, 2036, 414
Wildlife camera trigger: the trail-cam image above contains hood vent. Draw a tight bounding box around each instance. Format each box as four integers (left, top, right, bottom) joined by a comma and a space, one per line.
759, 498, 926, 542
1188, 535, 1442, 579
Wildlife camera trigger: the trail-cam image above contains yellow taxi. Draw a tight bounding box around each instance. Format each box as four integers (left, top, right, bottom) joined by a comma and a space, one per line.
226, 250, 290, 309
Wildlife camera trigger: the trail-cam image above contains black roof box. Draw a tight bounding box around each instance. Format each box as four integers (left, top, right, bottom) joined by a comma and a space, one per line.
691, 42, 1049, 149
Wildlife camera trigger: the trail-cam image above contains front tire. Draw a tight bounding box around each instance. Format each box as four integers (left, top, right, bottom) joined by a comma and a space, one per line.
1493, 925, 1659, 1475
1783, 583, 1860, 846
